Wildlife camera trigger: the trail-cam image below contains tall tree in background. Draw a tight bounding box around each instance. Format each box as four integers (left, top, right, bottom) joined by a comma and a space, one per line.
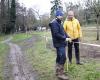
0, 0, 6, 33
41, 13, 50, 29
5, 0, 11, 33
85, 0, 100, 40
50, 0, 63, 17
64, 2, 85, 25
27, 8, 37, 30
0, 0, 38, 33
9, 0, 16, 33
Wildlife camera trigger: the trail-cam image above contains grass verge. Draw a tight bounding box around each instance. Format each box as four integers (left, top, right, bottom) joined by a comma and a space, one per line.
0, 43, 9, 80
12, 33, 32, 42
25, 31, 100, 80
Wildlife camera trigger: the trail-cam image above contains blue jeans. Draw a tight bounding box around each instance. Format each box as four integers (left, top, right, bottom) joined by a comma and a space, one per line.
56, 47, 66, 65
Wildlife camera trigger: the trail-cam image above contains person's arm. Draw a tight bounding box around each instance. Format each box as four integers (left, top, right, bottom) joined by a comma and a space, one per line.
50, 22, 66, 40
77, 20, 82, 38
63, 21, 67, 33
63, 21, 70, 38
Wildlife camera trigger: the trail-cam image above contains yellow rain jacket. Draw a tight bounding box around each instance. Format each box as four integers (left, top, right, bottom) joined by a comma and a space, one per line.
63, 18, 82, 40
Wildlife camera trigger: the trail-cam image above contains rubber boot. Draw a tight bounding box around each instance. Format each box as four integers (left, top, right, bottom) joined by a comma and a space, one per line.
56, 64, 69, 80
55, 63, 60, 76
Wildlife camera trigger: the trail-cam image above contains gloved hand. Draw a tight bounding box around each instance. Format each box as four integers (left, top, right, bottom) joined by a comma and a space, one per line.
79, 37, 82, 42
66, 38, 72, 42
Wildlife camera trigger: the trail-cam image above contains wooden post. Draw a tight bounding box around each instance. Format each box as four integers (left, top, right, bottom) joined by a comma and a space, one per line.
44, 35, 48, 49
66, 42, 69, 72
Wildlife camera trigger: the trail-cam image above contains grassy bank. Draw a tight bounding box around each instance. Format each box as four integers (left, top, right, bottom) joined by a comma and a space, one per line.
2, 30, 99, 80
24, 31, 100, 80
0, 35, 9, 80
12, 33, 33, 42
0, 34, 10, 42
25, 35, 57, 80
0, 43, 9, 80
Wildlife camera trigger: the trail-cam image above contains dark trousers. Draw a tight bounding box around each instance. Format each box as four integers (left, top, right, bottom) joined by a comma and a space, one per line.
56, 47, 66, 65
68, 38, 80, 63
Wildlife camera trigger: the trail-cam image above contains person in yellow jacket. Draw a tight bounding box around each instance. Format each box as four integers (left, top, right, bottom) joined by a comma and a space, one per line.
63, 11, 83, 65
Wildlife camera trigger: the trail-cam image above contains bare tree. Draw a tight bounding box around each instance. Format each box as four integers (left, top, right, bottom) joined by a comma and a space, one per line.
41, 13, 50, 29
0, 0, 6, 33
32, 8, 42, 29
26, 8, 37, 31
64, 2, 85, 25
85, 0, 100, 40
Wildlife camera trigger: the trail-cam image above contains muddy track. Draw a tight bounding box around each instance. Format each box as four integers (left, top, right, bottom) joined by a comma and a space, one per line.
4, 41, 36, 80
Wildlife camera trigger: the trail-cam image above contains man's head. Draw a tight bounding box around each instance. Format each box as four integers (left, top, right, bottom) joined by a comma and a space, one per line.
67, 11, 74, 20
55, 10, 63, 20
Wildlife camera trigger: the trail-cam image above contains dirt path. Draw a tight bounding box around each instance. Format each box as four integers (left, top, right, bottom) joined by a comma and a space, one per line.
4, 37, 36, 80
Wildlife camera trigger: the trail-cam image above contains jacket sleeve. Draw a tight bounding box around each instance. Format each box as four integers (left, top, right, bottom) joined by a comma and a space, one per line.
63, 21, 70, 38
50, 22, 66, 40
77, 20, 82, 38
63, 21, 67, 32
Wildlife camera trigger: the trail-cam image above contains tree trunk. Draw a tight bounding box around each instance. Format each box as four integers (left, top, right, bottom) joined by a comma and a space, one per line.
9, 0, 16, 34
96, 16, 100, 40
1, 0, 6, 33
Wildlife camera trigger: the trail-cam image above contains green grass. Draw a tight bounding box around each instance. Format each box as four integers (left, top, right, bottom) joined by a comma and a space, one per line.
12, 33, 33, 42
81, 27, 100, 44
24, 31, 100, 80
0, 35, 4, 42
0, 33, 32, 42
0, 35, 9, 80
0, 43, 8, 80
0, 34, 10, 42
25, 35, 57, 80
65, 60, 100, 80
0, 30, 99, 80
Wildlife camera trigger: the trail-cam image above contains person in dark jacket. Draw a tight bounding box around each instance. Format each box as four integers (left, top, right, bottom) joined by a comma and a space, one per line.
49, 10, 71, 80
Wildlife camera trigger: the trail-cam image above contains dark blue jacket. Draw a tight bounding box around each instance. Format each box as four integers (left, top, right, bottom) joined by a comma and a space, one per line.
49, 18, 68, 48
